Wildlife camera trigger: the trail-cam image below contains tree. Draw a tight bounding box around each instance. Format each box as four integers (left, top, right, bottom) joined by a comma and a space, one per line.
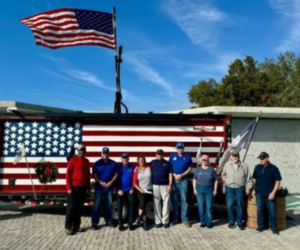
188, 52, 300, 108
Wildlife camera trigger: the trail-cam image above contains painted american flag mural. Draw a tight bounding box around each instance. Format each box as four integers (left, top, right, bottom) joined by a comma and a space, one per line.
0, 119, 226, 193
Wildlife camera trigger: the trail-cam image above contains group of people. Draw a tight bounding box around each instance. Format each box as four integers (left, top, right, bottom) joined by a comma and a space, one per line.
64, 143, 282, 236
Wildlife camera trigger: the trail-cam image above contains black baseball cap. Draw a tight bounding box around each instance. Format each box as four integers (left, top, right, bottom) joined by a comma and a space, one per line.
156, 149, 164, 155
121, 153, 129, 159
102, 147, 109, 153
257, 152, 269, 159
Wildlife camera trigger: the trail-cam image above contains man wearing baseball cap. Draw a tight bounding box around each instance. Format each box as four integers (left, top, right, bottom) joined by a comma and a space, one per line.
151, 149, 173, 228
65, 144, 91, 235
221, 149, 252, 230
169, 142, 193, 227
91, 147, 118, 229
116, 153, 135, 231
252, 152, 282, 235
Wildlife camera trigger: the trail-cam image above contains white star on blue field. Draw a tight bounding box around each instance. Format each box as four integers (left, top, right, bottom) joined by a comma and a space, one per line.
0, 0, 298, 112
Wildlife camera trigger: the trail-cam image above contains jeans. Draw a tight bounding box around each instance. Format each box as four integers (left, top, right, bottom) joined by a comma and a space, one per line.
117, 191, 135, 224
91, 189, 113, 226
256, 194, 277, 230
196, 185, 214, 226
225, 186, 245, 225
65, 186, 87, 229
172, 177, 188, 222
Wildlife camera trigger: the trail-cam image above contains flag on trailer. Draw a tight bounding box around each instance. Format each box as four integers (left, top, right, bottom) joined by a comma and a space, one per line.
21, 8, 116, 49
13, 143, 26, 164
218, 118, 258, 171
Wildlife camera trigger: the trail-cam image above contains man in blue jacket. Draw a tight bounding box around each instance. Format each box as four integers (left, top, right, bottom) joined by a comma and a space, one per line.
91, 147, 118, 229
169, 142, 193, 227
117, 153, 135, 231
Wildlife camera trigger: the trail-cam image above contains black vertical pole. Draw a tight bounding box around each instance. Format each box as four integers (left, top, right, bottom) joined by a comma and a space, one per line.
113, 6, 121, 114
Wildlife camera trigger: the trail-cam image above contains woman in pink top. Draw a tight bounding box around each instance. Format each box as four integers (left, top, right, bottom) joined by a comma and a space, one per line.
133, 155, 152, 231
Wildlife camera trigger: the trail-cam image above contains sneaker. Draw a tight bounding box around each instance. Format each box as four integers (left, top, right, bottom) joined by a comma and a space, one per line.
65, 228, 73, 235
183, 221, 191, 228
238, 225, 245, 230
200, 224, 206, 228
256, 228, 264, 233
136, 216, 142, 227
207, 224, 213, 229
171, 221, 178, 226
143, 222, 149, 231
155, 223, 162, 228
271, 228, 279, 235
118, 224, 126, 231
163, 223, 169, 229
228, 223, 237, 229
73, 227, 86, 233
128, 223, 134, 231
92, 225, 100, 230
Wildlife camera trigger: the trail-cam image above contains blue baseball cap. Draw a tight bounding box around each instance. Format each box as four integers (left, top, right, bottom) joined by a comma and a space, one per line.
102, 147, 109, 153
176, 142, 184, 148
121, 153, 129, 158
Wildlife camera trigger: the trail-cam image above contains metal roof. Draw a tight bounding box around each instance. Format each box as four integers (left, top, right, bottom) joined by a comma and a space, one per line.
165, 106, 300, 119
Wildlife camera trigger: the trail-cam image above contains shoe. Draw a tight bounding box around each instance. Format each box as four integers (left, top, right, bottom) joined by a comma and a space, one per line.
183, 221, 191, 228
155, 223, 162, 228
207, 225, 213, 229
271, 228, 279, 235
171, 221, 178, 226
143, 222, 149, 231
228, 223, 237, 229
163, 223, 169, 229
256, 228, 263, 232
118, 224, 126, 231
73, 227, 86, 233
200, 224, 206, 228
238, 225, 245, 230
136, 216, 142, 227
128, 223, 134, 231
92, 225, 100, 230
65, 228, 73, 235
106, 222, 117, 228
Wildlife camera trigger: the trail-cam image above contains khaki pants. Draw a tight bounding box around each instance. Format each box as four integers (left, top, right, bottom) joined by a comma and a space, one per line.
153, 185, 171, 225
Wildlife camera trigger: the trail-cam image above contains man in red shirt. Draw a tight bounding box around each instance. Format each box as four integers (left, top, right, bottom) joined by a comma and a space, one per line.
65, 144, 91, 235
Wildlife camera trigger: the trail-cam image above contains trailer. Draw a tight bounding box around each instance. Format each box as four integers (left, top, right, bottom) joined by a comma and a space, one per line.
0, 104, 231, 219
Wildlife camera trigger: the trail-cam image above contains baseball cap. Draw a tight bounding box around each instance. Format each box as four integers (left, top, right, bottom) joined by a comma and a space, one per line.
257, 152, 269, 159
156, 149, 164, 155
121, 153, 129, 159
102, 147, 110, 153
176, 142, 184, 148
231, 150, 240, 157
201, 154, 209, 161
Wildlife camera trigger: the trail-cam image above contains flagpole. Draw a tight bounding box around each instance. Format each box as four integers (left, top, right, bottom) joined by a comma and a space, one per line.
242, 111, 262, 162
25, 156, 37, 201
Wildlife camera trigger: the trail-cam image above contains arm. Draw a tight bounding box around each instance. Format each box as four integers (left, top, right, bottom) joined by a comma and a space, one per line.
193, 179, 197, 195
245, 165, 252, 195
167, 173, 173, 193
221, 164, 227, 194
269, 181, 281, 200
86, 160, 91, 192
106, 172, 118, 188
213, 180, 218, 196
66, 159, 74, 193
133, 168, 144, 193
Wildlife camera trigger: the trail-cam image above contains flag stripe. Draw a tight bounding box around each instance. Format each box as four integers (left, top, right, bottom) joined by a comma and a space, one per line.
35, 39, 116, 49
21, 9, 75, 23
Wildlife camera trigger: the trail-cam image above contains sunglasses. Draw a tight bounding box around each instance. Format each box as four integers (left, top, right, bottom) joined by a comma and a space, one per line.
157, 153, 163, 155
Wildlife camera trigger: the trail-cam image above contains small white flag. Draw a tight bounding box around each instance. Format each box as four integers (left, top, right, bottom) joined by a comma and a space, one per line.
13, 143, 26, 165
218, 118, 258, 171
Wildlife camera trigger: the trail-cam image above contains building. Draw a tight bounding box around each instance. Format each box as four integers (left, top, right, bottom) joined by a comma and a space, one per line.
167, 106, 300, 194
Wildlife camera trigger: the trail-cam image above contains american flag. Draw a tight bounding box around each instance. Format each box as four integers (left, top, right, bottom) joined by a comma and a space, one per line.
21, 8, 116, 50
0, 119, 226, 193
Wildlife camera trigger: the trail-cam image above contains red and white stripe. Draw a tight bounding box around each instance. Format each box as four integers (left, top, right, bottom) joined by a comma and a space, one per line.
0, 121, 226, 193
21, 8, 116, 50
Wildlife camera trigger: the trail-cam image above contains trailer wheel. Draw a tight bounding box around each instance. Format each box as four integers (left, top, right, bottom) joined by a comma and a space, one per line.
145, 201, 154, 221
111, 200, 128, 221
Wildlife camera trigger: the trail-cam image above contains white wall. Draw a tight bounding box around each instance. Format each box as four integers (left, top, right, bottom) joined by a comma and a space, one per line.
232, 118, 300, 194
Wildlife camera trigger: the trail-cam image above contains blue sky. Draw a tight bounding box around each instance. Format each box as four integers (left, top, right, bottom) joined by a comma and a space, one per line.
0, 0, 299, 113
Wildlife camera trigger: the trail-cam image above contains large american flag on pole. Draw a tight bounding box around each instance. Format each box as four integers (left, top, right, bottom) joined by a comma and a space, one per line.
21, 8, 116, 50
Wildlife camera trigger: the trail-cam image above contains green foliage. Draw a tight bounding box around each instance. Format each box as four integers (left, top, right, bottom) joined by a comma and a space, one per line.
188, 51, 300, 107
